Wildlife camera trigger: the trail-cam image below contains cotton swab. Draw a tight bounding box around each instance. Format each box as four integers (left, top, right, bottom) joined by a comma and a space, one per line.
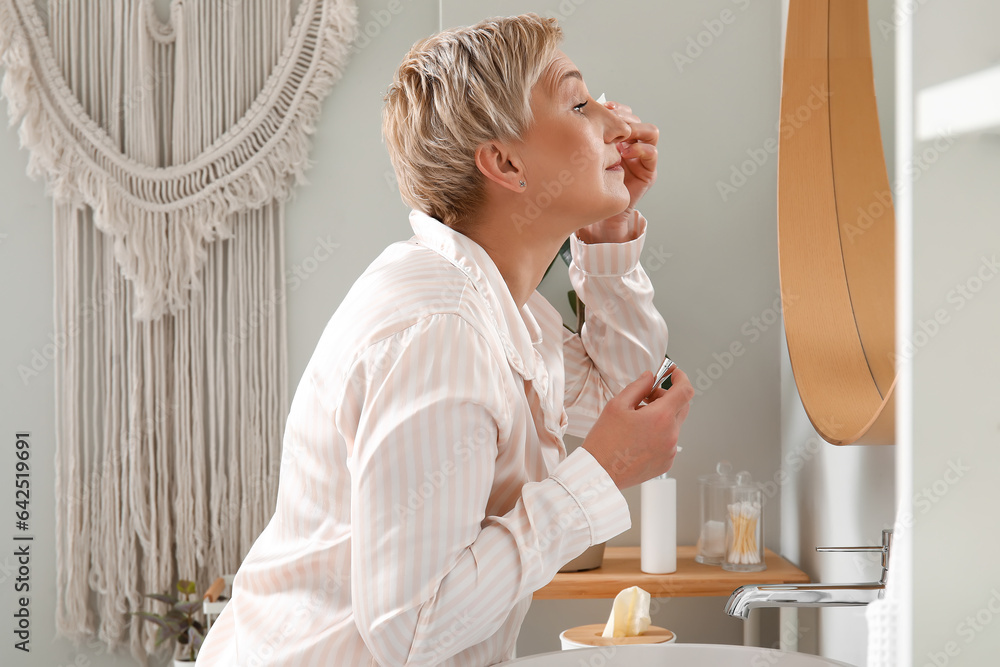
727, 500, 762, 565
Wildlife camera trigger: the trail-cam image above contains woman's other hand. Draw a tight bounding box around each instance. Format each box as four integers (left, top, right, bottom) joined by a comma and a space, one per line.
582, 368, 693, 491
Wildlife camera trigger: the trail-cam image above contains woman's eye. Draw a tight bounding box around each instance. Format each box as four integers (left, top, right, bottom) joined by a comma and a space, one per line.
573, 100, 588, 113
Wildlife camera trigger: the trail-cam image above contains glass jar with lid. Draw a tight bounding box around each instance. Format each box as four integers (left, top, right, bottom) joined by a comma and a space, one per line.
723, 471, 766, 572
696, 461, 733, 565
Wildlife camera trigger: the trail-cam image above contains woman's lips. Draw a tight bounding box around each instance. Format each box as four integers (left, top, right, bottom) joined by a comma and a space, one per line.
606, 160, 623, 171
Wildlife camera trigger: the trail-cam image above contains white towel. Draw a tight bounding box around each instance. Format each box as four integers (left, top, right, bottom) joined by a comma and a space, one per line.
866, 597, 898, 666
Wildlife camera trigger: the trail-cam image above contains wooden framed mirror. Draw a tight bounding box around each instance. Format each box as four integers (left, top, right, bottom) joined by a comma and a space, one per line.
779, 0, 896, 445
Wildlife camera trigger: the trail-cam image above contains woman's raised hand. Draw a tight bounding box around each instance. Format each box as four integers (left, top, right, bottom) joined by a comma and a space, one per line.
606, 100, 659, 211
577, 100, 660, 243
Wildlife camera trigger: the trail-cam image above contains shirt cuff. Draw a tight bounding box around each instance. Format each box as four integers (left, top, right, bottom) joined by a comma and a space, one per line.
550, 447, 632, 546
570, 209, 648, 277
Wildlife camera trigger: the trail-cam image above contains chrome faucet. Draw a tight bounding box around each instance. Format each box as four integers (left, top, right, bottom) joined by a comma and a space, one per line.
725, 529, 893, 620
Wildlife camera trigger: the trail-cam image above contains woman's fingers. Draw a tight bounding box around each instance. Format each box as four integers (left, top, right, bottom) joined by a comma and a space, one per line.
621, 142, 658, 176
605, 100, 659, 205
606, 100, 631, 113
623, 121, 659, 145
623, 142, 657, 164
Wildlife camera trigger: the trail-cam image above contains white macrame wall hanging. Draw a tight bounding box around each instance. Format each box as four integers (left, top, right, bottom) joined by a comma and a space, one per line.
0, 0, 357, 660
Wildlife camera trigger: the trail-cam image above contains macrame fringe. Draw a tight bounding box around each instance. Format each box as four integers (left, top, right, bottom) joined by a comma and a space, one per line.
1, 0, 354, 663
0, 0, 358, 320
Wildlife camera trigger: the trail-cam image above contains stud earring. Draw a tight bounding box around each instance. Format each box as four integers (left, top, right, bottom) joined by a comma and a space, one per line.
519, 180, 526, 187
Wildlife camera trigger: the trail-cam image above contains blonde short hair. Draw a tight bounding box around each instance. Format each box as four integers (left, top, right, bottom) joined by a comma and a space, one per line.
382, 13, 563, 228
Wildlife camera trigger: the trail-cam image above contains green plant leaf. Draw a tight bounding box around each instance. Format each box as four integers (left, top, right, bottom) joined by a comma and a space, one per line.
174, 600, 201, 615
177, 579, 197, 596
568, 290, 578, 316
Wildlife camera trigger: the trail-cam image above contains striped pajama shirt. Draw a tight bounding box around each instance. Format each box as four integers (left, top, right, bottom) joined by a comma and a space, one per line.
196, 208, 668, 666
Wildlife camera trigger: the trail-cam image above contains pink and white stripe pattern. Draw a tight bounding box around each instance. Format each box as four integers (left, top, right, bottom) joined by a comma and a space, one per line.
196, 208, 668, 665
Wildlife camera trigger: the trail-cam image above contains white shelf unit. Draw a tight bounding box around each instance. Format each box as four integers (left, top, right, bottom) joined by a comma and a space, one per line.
203, 574, 236, 629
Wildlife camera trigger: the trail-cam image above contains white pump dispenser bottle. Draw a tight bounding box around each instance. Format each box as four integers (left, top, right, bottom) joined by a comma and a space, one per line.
640, 472, 677, 574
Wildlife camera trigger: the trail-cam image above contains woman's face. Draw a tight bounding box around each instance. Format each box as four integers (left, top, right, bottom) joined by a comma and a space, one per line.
513, 51, 633, 232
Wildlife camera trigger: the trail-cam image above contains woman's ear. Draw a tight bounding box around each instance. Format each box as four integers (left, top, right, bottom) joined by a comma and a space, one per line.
474, 140, 526, 194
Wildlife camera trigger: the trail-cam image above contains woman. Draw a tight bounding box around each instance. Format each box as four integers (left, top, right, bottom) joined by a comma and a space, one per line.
197, 13, 693, 666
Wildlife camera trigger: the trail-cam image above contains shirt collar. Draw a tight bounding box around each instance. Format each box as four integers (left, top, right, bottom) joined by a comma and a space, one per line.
409, 209, 542, 380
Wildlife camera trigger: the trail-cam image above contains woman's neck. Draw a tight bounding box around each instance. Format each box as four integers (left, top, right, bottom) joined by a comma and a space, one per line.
459, 207, 570, 309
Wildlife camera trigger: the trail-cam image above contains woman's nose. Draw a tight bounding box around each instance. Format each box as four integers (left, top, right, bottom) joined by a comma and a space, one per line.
602, 105, 631, 144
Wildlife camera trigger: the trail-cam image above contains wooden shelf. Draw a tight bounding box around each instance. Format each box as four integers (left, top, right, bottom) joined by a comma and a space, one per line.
533, 546, 810, 600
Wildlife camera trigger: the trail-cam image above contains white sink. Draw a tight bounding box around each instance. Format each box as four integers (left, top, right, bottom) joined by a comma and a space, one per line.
506, 643, 855, 666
